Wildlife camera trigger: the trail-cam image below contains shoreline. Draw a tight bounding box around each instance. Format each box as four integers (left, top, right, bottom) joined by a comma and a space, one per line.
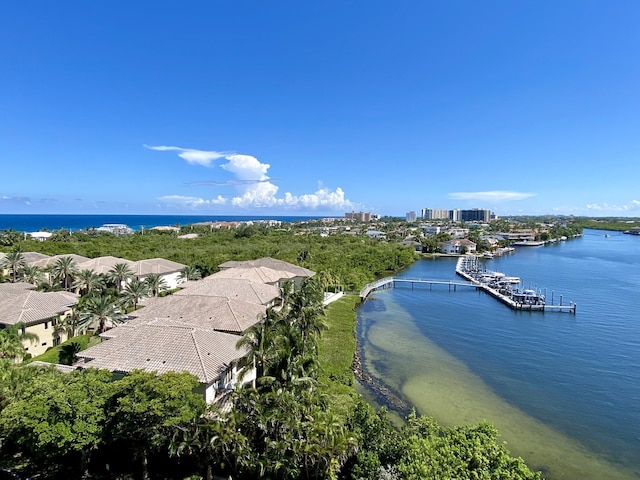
350, 303, 412, 416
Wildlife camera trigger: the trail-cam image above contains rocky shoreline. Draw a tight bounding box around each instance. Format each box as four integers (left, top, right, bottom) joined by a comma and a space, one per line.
351, 337, 412, 416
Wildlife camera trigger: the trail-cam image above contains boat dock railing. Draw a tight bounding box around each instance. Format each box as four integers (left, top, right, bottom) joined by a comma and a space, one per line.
360, 277, 478, 299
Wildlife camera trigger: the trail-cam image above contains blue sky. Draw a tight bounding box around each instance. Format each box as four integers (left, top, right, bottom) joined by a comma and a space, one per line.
1, 1, 639, 217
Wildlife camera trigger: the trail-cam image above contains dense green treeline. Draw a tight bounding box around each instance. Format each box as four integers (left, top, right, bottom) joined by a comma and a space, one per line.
571, 218, 640, 232
0, 227, 416, 290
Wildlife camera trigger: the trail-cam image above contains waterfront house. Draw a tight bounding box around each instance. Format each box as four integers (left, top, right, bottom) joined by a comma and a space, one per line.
0, 282, 78, 357
29, 231, 52, 242
440, 239, 477, 254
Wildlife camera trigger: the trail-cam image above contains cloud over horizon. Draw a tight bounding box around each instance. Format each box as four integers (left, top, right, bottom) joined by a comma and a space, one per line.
148, 145, 356, 211
448, 190, 537, 201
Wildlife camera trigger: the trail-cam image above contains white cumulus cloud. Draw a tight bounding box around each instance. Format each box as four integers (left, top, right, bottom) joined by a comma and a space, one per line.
149, 144, 355, 211
144, 145, 227, 167
448, 190, 537, 201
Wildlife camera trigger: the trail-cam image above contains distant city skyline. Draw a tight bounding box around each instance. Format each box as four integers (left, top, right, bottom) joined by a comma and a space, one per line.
1, 2, 639, 217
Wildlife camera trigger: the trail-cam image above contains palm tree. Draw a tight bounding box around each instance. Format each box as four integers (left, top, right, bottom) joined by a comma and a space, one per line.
122, 279, 150, 310
19, 265, 44, 285
73, 269, 104, 296
78, 295, 125, 334
51, 256, 79, 291
0, 323, 39, 360
237, 308, 282, 385
287, 278, 327, 358
2, 251, 26, 283
178, 265, 201, 282
145, 273, 168, 297
54, 308, 82, 338
107, 263, 134, 292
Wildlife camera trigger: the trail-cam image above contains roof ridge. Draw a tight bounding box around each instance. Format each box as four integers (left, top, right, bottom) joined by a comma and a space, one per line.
191, 329, 211, 382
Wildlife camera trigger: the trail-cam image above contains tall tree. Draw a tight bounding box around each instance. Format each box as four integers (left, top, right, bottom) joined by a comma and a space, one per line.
107, 262, 134, 292
236, 308, 281, 385
2, 250, 26, 283
19, 265, 44, 285
178, 265, 202, 282
78, 294, 124, 334
73, 269, 104, 296
106, 370, 205, 480
0, 368, 114, 477
51, 256, 79, 292
144, 273, 168, 297
0, 323, 39, 360
122, 279, 150, 310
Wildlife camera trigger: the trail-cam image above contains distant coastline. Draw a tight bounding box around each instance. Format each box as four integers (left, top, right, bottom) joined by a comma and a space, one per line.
0, 214, 332, 233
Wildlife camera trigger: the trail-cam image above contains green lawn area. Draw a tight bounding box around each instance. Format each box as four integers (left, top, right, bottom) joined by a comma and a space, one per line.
25, 334, 101, 365
318, 294, 360, 416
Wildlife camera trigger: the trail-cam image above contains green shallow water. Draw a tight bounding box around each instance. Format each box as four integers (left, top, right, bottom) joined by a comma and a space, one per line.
359, 295, 636, 480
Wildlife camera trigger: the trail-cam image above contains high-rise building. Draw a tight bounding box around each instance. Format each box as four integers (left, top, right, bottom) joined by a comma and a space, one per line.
422, 208, 449, 220
460, 209, 491, 222
406, 211, 417, 222
345, 211, 373, 222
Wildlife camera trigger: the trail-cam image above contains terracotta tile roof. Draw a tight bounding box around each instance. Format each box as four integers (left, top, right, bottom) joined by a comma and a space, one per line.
0, 284, 78, 326
29, 254, 90, 268
77, 321, 247, 383
76, 256, 135, 275
208, 266, 297, 285
218, 257, 315, 277
131, 295, 265, 334
175, 277, 280, 305
20, 252, 50, 264
130, 258, 186, 276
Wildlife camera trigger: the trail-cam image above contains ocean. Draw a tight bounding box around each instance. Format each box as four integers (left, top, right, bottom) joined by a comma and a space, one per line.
0, 214, 330, 232
357, 229, 640, 480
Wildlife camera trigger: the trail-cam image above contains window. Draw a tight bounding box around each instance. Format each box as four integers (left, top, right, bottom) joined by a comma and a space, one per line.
44, 321, 49, 330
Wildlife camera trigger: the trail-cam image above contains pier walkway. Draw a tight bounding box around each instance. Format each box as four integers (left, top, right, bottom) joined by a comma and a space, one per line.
360, 276, 478, 300
360, 259, 577, 314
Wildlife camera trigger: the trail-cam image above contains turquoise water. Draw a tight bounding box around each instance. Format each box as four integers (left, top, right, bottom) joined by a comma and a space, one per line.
0, 214, 327, 232
357, 230, 639, 479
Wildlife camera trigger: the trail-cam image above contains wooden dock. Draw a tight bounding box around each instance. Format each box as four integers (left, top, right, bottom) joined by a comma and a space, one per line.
359, 259, 577, 314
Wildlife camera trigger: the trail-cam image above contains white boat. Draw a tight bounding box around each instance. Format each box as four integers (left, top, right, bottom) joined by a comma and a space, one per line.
511, 240, 545, 247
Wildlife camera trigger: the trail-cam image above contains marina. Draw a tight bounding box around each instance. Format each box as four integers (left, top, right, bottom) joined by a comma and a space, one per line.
360, 255, 577, 314
455, 255, 577, 313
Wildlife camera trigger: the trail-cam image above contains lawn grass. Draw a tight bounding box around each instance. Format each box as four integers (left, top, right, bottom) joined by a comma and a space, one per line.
318, 294, 360, 417
25, 334, 101, 365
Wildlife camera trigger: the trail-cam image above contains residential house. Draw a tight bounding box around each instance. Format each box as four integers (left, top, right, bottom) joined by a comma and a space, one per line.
218, 257, 315, 283
76, 256, 135, 276
131, 295, 266, 334
0, 282, 78, 357
440, 239, 477, 254
76, 318, 253, 404
175, 277, 281, 307
29, 254, 90, 269
130, 258, 186, 290
207, 266, 297, 288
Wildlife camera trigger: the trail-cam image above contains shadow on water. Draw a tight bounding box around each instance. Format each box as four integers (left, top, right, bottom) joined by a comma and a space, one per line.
356, 292, 638, 480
